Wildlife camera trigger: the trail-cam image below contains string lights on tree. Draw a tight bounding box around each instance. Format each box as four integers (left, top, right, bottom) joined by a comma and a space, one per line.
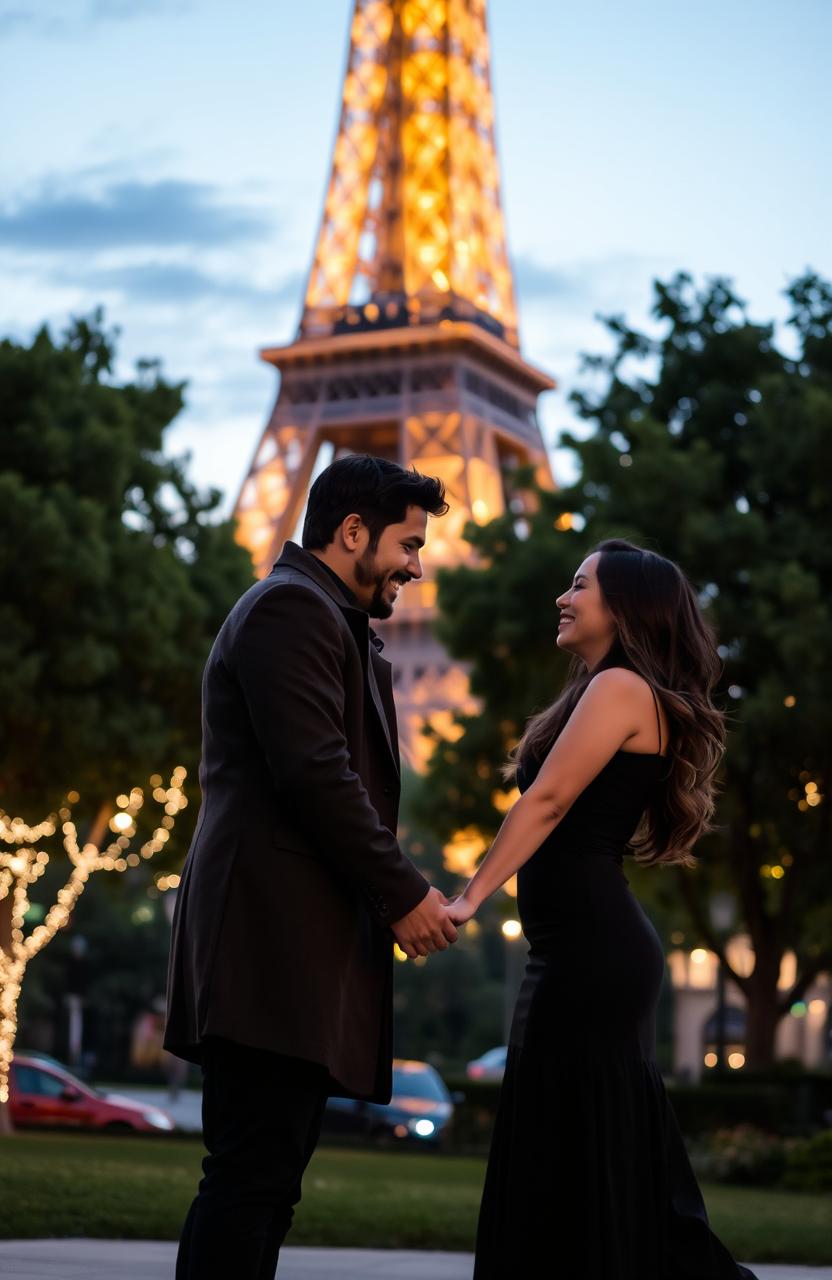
0, 767, 187, 1122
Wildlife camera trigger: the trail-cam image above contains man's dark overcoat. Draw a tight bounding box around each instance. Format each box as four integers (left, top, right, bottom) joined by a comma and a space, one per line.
163, 541, 430, 1101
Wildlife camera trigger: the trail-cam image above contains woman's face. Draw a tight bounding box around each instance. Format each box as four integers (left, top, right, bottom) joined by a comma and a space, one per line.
555, 552, 617, 664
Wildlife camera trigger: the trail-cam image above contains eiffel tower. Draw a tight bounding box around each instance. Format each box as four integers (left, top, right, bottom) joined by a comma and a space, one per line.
234, 0, 555, 768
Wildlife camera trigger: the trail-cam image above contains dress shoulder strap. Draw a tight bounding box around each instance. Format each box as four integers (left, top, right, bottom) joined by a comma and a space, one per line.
648, 684, 662, 755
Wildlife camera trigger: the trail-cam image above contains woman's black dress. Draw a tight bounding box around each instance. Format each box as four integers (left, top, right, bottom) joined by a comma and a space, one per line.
473, 706, 758, 1279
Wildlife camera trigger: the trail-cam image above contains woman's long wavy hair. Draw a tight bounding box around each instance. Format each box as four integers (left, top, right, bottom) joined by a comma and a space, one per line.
505, 539, 725, 868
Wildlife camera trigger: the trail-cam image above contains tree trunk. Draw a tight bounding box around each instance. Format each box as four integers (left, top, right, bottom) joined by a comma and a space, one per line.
0, 985, 20, 1136
743, 949, 783, 1070
87, 801, 113, 851
744, 995, 781, 1070
0, 892, 14, 1134
0, 800, 114, 1136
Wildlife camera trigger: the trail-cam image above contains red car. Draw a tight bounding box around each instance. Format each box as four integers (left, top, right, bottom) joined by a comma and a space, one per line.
9, 1054, 175, 1133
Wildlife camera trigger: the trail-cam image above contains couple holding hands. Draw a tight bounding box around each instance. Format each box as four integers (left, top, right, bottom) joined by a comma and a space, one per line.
165, 454, 755, 1279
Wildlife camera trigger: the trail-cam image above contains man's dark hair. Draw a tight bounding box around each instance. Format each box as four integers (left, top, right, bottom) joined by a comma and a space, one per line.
301, 454, 448, 550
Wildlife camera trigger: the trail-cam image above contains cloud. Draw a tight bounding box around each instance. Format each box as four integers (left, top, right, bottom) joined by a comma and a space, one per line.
513, 255, 587, 302
0, 8, 29, 34
0, 0, 190, 36
0, 179, 269, 252
80, 263, 296, 306
513, 251, 676, 312
30, 257, 304, 316
96, 263, 262, 304
89, 0, 190, 18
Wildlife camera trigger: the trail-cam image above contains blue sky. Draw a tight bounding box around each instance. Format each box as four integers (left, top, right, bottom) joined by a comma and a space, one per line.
3, 0, 830, 508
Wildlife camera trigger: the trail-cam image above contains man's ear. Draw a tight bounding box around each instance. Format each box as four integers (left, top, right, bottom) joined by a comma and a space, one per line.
340, 513, 367, 553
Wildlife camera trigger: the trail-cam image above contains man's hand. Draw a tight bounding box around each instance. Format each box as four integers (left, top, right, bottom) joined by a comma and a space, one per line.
391, 886, 459, 959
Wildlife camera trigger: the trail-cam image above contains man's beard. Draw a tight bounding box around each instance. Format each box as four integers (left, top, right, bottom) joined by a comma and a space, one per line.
355, 547, 409, 620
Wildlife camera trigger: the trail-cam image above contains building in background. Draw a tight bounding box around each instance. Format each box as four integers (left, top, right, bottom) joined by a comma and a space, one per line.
668, 937, 831, 1082
234, 0, 555, 766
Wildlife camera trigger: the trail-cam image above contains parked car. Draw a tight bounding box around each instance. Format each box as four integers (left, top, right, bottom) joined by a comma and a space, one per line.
466, 1045, 507, 1081
323, 1058, 461, 1150
14, 1048, 71, 1071
8, 1054, 175, 1133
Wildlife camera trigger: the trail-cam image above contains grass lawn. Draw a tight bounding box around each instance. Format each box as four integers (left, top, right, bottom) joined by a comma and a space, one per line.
0, 1132, 829, 1263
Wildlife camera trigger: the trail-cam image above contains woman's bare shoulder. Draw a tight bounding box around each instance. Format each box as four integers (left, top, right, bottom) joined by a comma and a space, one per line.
587, 667, 653, 697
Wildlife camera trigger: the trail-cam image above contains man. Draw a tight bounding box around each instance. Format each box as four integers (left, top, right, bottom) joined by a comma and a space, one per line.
165, 454, 458, 1279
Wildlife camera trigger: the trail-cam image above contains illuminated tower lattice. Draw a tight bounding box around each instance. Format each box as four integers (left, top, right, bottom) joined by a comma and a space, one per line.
235, 0, 555, 768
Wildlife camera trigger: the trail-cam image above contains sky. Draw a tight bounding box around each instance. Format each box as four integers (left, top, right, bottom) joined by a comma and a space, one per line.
3, 0, 830, 511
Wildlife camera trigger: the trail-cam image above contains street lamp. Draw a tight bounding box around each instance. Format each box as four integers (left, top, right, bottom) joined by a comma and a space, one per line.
501, 919, 526, 1043
65, 934, 88, 1069
708, 891, 737, 1074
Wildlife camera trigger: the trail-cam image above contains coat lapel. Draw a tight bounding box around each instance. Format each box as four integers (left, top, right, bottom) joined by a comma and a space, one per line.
273, 543, 401, 778
340, 610, 400, 778
368, 641, 400, 774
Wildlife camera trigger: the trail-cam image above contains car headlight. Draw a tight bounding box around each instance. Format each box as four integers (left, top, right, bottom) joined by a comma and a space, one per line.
143, 1109, 175, 1131
407, 1118, 436, 1138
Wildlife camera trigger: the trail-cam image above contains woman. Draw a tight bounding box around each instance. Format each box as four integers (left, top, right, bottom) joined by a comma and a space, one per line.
444, 539, 757, 1279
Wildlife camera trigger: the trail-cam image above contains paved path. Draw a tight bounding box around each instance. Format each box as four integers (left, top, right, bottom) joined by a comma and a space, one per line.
0, 1242, 829, 1279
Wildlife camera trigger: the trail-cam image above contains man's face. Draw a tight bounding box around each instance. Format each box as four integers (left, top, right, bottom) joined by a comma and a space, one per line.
354, 505, 427, 619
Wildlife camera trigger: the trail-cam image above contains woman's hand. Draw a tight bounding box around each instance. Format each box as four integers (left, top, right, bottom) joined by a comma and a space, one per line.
443, 894, 478, 925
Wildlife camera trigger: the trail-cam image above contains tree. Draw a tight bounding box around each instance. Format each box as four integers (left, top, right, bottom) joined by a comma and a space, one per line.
0, 312, 255, 1125
16, 851, 178, 1079
0, 310, 253, 821
414, 271, 832, 1070
0, 773, 187, 1127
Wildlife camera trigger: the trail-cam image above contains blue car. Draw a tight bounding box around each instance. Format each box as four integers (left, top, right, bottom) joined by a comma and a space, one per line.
466, 1045, 507, 1081
323, 1058, 461, 1150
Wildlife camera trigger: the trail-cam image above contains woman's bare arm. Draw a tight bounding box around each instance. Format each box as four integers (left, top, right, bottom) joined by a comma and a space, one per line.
449, 669, 651, 914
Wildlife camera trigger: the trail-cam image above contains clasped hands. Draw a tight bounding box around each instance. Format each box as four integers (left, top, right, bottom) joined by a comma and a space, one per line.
390, 885, 478, 959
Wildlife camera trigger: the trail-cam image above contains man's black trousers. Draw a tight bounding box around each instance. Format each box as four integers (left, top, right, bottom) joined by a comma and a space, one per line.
175, 1037, 330, 1280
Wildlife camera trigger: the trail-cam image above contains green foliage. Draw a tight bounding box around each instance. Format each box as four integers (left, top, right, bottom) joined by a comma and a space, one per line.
414, 271, 832, 1060
0, 311, 254, 838
783, 1128, 832, 1191
689, 1125, 791, 1186
689, 1125, 832, 1192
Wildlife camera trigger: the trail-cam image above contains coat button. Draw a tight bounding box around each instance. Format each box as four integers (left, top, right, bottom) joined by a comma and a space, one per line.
383, 786, 393, 796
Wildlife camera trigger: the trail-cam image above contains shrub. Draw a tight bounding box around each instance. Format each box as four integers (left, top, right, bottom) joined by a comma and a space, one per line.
782, 1129, 832, 1192
688, 1125, 792, 1186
